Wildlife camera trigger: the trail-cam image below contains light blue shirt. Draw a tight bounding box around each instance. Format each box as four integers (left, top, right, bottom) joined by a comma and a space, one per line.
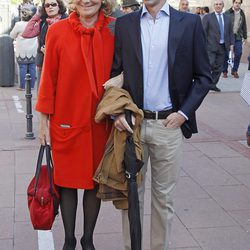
141, 2, 171, 111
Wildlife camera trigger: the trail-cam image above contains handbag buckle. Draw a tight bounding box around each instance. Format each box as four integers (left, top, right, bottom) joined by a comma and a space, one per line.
41, 196, 44, 206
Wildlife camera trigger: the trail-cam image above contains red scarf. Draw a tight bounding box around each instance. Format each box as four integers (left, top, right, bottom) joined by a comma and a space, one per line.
68, 11, 106, 99
46, 14, 62, 25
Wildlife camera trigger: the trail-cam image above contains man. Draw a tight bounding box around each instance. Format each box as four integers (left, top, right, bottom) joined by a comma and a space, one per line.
179, 0, 189, 12
121, 0, 140, 14
202, 0, 234, 92
111, 0, 212, 249
200, 6, 209, 20
222, 0, 247, 78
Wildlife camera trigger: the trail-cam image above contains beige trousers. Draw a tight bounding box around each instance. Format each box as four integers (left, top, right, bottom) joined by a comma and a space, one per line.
122, 119, 183, 250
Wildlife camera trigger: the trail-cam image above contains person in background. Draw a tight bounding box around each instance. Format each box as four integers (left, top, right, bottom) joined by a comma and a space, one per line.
202, 0, 234, 92
203, 6, 209, 15
195, 6, 201, 15
10, 8, 37, 90
222, 0, 247, 78
121, 0, 140, 14
110, 0, 124, 17
178, 0, 189, 12
35, 0, 115, 248
22, 0, 67, 91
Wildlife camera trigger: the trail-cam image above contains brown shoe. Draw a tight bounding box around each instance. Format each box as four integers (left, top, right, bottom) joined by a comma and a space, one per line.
222, 72, 228, 78
231, 72, 239, 78
247, 134, 250, 147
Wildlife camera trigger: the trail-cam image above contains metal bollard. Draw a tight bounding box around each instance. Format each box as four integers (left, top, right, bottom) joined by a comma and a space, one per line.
25, 73, 35, 139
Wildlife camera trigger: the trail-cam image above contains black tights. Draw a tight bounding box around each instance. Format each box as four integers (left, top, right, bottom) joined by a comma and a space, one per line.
60, 187, 101, 250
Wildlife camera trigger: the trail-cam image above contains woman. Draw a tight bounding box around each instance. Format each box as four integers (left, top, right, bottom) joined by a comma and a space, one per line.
22, 0, 67, 91
35, 0, 115, 249
10, 8, 37, 90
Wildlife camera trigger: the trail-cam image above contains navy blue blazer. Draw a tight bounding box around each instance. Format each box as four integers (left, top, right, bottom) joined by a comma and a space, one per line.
111, 6, 213, 138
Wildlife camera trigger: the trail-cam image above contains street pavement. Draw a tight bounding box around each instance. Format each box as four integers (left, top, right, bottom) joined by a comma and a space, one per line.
0, 63, 250, 250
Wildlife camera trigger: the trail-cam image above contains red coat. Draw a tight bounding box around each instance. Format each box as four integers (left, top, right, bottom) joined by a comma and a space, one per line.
35, 11, 115, 189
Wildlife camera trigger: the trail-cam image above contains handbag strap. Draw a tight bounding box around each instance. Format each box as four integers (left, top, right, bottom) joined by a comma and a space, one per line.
34, 144, 54, 195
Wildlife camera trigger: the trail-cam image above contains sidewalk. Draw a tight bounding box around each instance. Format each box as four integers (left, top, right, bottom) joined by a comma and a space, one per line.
0, 63, 250, 250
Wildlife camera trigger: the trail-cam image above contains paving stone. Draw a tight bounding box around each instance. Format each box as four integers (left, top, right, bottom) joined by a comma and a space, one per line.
234, 174, 250, 189
170, 248, 202, 250
169, 215, 199, 249
0, 161, 14, 207
15, 149, 39, 174
182, 156, 239, 186
227, 210, 250, 226
15, 174, 32, 195
204, 185, 250, 210
181, 151, 204, 168
0, 239, 13, 250
0, 208, 14, 239
95, 202, 122, 234
192, 142, 242, 158
15, 195, 30, 222
190, 226, 250, 250
182, 142, 197, 152
175, 198, 237, 228
213, 157, 250, 175
14, 222, 37, 250
174, 176, 209, 199
0, 151, 14, 167
94, 232, 123, 250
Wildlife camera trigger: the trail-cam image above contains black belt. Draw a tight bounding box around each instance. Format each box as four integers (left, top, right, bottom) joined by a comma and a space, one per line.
143, 109, 173, 120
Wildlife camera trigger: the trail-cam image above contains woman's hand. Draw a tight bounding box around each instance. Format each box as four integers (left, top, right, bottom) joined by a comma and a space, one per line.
38, 113, 50, 145
41, 45, 45, 54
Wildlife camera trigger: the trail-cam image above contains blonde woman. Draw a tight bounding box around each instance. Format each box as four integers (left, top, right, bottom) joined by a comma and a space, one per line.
35, 0, 115, 249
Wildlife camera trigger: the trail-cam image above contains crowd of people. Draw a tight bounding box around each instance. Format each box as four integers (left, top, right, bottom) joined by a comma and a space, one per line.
8, 0, 249, 250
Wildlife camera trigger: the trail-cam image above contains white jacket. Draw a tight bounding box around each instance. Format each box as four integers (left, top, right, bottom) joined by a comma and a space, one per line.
10, 21, 37, 62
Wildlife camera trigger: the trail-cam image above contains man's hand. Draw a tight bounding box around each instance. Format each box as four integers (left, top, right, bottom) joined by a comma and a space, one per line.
114, 113, 135, 133
162, 112, 186, 128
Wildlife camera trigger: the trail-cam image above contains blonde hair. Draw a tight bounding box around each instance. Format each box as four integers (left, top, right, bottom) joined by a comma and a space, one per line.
66, 0, 114, 16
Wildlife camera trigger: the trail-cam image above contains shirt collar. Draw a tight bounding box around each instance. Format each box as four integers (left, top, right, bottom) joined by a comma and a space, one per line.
141, 1, 170, 18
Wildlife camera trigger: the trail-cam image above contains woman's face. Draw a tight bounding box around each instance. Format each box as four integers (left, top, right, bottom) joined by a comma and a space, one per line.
74, 0, 101, 19
44, 0, 60, 17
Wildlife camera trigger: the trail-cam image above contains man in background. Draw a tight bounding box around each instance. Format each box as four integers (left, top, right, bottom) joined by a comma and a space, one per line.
202, 0, 234, 92
179, 0, 189, 12
222, 0, 247, 78
121, 0, 140, 14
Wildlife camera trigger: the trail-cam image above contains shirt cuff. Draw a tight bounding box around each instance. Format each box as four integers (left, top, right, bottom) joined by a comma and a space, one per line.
178, 110, 188, 120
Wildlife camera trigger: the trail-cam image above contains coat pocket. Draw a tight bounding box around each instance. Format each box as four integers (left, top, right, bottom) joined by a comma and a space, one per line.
50, 122, 90, 153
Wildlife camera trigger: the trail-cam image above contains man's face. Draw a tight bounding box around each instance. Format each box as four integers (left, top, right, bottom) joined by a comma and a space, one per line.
143, 0, 165, 9
214, 0, 224, 13
233, 0, 242, 11
179, 0, 189, 12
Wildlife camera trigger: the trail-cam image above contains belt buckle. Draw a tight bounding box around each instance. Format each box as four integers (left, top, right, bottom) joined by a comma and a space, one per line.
155, 111, 158, 120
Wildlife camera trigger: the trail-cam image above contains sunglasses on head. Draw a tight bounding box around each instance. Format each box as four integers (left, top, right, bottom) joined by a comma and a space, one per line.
44, 2, 58, 8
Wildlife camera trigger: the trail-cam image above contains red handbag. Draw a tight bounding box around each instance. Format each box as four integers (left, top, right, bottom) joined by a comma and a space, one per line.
27, 144, 60, 230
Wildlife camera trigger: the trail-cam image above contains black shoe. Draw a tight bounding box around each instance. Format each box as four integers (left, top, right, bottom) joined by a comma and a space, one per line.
211, 86, 221, 92
62, 238, 77, 250
80, 237, 95, 250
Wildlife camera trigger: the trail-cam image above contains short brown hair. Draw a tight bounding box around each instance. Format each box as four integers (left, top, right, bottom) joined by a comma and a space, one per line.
233, 0, 242, 3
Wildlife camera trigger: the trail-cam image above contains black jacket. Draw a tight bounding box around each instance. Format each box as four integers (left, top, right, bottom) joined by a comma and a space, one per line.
111, 7, 212, 138
225, 7, 247, 40
36, 13, 67, 67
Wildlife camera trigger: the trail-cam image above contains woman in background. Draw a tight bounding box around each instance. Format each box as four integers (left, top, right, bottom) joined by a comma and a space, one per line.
22, 0, 67, 91
10, 8, 37, 90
